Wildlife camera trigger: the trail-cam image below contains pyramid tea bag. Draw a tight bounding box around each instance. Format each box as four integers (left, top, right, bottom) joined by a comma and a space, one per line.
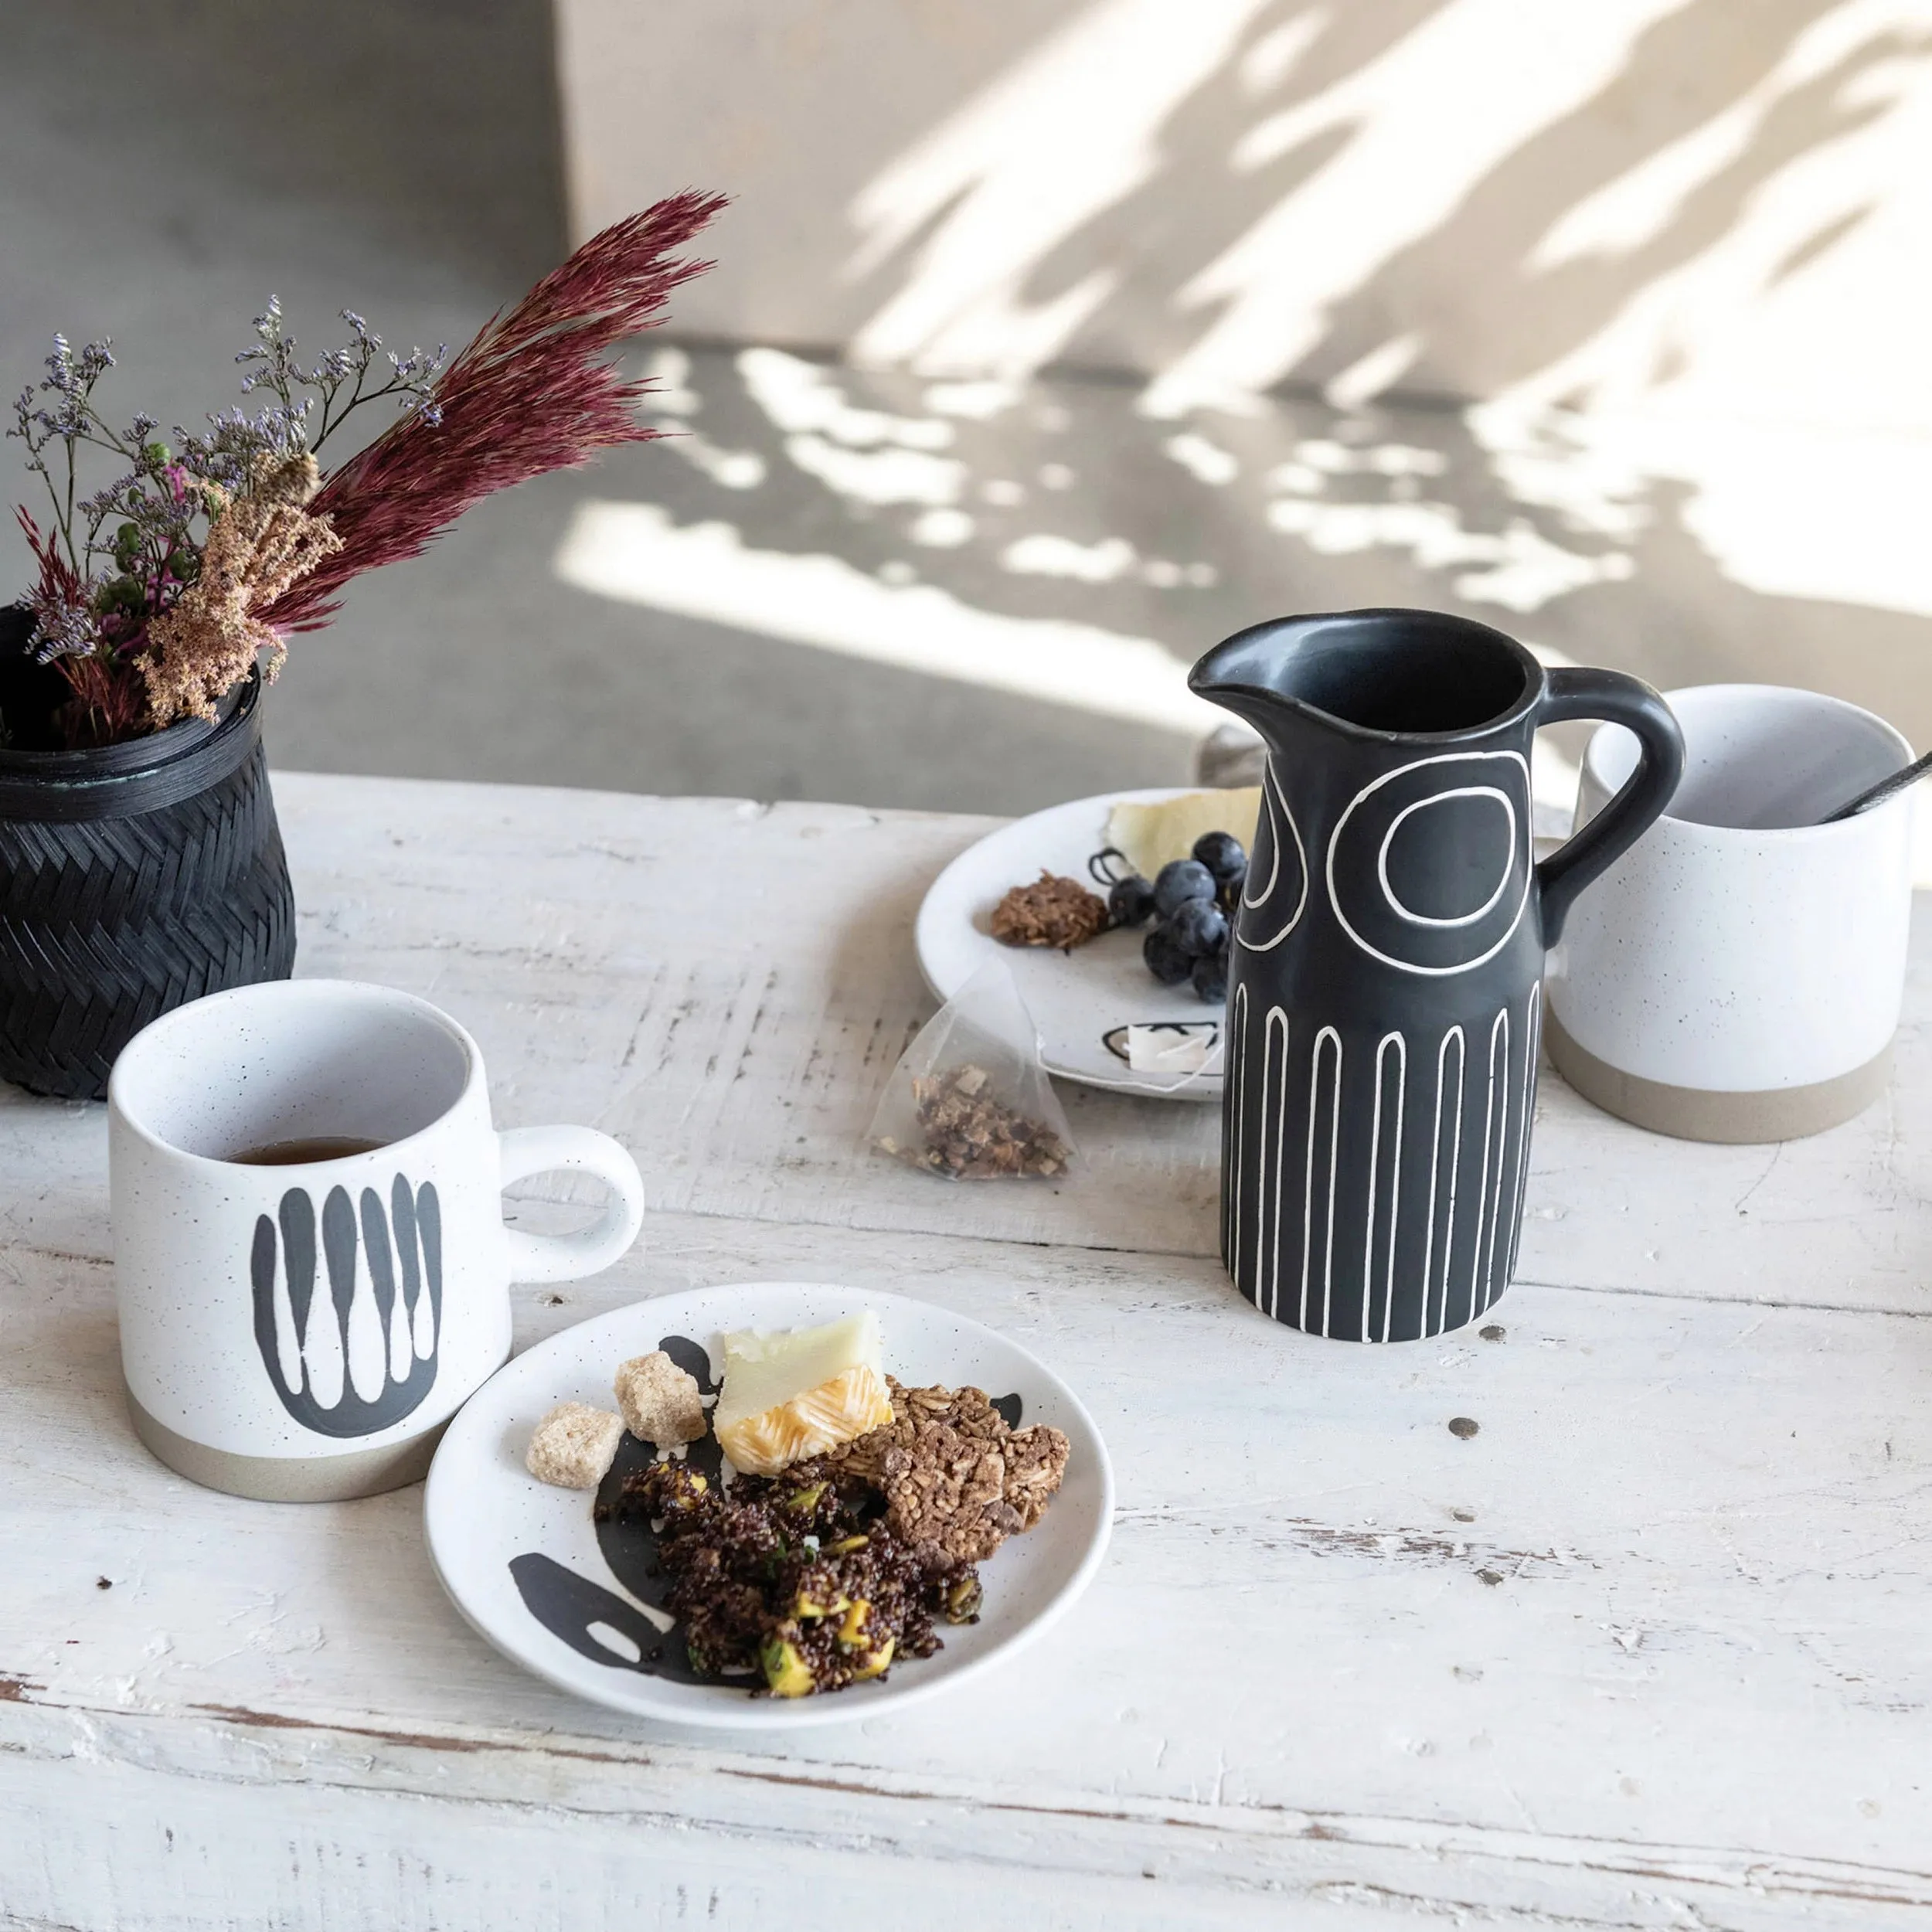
869, 959, 1077, 1180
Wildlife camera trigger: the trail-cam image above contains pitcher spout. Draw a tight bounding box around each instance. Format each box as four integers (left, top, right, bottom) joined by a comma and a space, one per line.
1189, 609, 1541, 745
1187, 619, 1305, 742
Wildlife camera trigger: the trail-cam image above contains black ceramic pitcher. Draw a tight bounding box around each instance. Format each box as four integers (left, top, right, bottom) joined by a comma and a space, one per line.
1189, 610, 1682, 1342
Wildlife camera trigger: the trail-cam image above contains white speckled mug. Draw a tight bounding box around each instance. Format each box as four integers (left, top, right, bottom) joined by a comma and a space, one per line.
110, 981, 646, 1502
1545, 685, 1915, 1142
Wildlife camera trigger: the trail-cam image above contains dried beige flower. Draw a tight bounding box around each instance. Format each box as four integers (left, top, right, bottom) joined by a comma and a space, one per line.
138, 453, 342, 727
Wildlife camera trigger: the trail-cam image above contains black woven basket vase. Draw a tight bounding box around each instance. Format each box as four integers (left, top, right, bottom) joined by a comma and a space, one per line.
0, 667, 295, 1100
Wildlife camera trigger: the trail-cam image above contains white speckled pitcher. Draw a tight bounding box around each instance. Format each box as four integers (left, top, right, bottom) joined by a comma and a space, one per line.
1546, 685, 1915, 1142
110, 980, 646, 1502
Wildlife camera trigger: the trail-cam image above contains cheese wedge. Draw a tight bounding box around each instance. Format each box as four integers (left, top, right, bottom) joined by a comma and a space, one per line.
1107, 788, 1262, 882
713, 1311, 894, 1476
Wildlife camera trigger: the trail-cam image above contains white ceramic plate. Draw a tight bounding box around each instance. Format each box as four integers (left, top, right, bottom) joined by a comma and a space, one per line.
424, 1282, 1114, 1730
917, 787, 1232, 1101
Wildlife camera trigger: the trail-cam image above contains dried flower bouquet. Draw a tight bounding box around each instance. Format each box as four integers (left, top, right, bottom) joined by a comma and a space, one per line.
6, 190, 724, 750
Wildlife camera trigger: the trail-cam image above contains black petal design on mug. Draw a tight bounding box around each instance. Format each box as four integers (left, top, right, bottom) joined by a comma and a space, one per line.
281, 1189, 316, 1350
322, 1185, 358, 1338
392, 1173, 420, 1312
250, 1176, 443, 1438
362, 1187, 397, 1351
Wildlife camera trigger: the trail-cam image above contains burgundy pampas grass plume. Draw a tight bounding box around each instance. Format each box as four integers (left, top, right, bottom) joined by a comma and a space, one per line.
263, 189, 727, 633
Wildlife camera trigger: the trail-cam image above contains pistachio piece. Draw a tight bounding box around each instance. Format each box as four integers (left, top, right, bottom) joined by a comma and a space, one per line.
944, 1575, 984, 1624
760, 1635, 815, 1698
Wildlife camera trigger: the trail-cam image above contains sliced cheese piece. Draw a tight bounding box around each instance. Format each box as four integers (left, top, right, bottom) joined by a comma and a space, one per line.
1107, 787, 1261, 882
713, 1311, 893, 1477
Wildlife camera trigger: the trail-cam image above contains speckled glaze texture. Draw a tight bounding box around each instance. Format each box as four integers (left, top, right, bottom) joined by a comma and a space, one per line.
1191, 611, 1682, 1342
108, 981, 647, 1499
1548, 685, 1915, 1141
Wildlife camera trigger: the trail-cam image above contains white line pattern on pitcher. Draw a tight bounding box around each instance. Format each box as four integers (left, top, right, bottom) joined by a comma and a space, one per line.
1262, 1003, 1289, 1319
1480, 1007, 1512, 1317
1464, 1009, 1503, 1335
1240, 762, 1308, 953
1499, 981, 1542, 1299
1376, 786, 1518, 928
1426, 1025, 1466, 1338
1226, 981, 1248, 1287
1325, 751, 1532, 976
1367, 1031, 1406, 1343
1223, 991, 1532, 1341
1302, 1026, 1342, 1335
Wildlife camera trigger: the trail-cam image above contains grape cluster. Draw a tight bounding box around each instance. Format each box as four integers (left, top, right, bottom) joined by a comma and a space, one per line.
1105, 831, 1246, 1002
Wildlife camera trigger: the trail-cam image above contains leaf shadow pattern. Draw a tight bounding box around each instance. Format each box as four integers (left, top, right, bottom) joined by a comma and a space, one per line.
1302, 1, 1932, 400
250, 1176, 442, 1438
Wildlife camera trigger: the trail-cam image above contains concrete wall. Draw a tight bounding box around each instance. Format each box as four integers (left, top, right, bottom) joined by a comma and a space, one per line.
556, 0, 1932, 421
556, 2, 1073, 360
558, 0, 1932, 634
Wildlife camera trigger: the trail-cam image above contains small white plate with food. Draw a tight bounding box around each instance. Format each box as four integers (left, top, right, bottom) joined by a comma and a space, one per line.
424, 1283, 1113, 1729
915, 786, 1262, 1101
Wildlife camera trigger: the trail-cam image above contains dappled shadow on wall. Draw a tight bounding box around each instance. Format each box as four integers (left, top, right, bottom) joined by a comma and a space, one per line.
553, 340, 1932, 781
836, 0, 1930, 418
699, 0, 1932, 746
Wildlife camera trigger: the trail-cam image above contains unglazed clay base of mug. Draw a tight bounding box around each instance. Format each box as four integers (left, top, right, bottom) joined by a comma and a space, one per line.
126, 1388, 456, 1502
1545, 1012, 1891, 1145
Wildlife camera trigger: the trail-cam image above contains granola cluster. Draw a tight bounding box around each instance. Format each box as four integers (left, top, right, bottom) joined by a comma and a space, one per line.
804, 1378, 1070, 1566
896, 1063, 1070, 1179
991, 871, 1110, 949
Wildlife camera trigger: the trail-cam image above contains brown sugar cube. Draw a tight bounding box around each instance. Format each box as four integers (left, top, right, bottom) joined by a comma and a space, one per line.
614, 1350, 707, 1446
526, 1402, 624, 1488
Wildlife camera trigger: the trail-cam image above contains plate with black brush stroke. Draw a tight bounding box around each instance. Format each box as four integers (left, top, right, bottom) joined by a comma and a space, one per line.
423, 1282, 1114, 1729
916, 787, 1248, 1102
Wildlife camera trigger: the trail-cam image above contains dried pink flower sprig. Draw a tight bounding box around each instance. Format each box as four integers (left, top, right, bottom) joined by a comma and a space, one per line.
6, 190, 725, 747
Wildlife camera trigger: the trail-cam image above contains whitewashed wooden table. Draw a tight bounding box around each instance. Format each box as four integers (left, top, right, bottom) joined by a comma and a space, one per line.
2, 771, 1929, 1930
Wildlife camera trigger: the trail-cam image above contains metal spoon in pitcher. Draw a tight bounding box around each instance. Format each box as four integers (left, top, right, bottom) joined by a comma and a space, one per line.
1820, 748, 1932, 823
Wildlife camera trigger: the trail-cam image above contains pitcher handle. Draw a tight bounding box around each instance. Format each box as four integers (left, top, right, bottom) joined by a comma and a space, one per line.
1533, 667, 1684, 944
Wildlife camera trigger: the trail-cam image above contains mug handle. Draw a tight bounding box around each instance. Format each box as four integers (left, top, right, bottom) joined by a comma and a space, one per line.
498, 1125, 646, 1284
1533, 667, 1685, 944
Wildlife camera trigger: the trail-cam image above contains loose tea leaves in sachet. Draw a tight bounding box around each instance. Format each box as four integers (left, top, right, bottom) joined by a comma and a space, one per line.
868, 959, 1076, 1181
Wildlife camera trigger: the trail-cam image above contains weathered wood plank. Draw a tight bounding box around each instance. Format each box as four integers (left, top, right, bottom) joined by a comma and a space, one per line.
5, 1698, 1930, 1930
2, 1202, 1927, 1914
271, 772, 1223, 1253
2, 772, 1929, 1928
